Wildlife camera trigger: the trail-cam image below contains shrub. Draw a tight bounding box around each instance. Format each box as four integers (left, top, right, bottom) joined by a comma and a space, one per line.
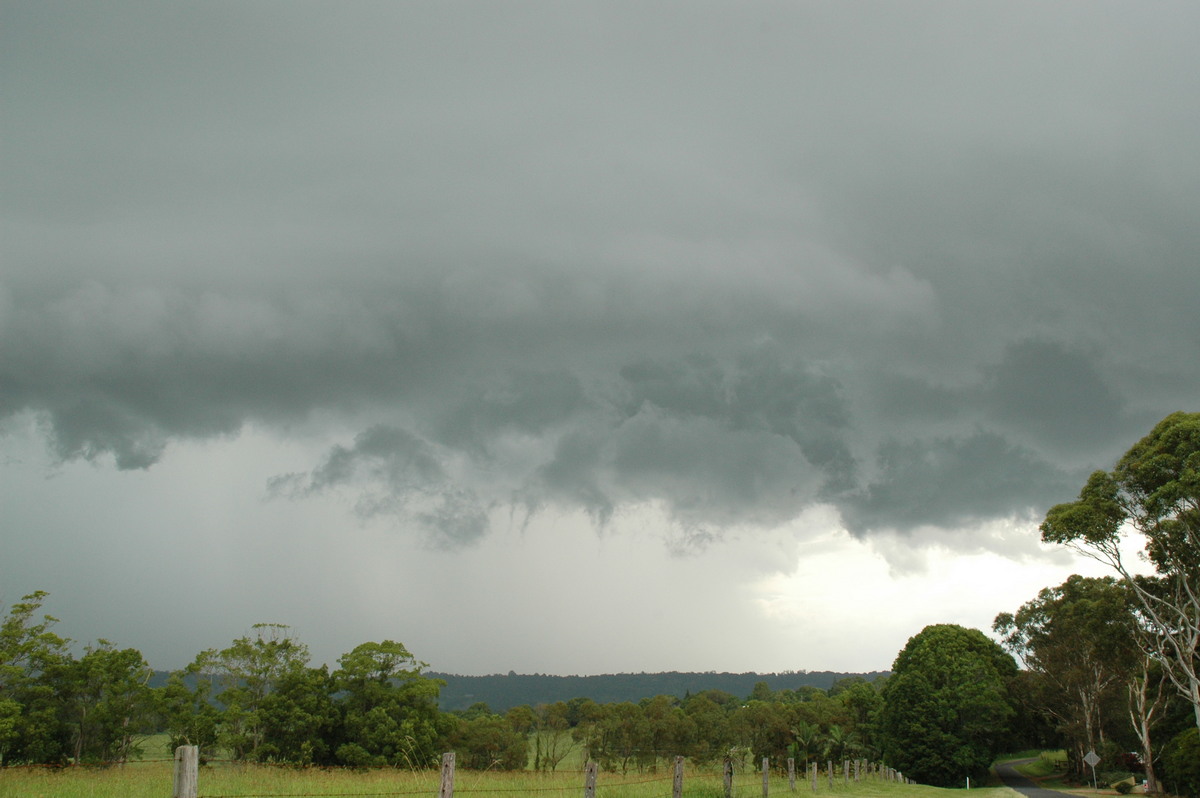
1160, 728, 1200, 798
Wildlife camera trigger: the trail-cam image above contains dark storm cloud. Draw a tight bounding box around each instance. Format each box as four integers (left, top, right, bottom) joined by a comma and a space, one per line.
979, 339, 1132, 456
840, 431, 1077, 537
269, 425, 489, 547
528, 348, 849, 532
3, 2, 1200, 552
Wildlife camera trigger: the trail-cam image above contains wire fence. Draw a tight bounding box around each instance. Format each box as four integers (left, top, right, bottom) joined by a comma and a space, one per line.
160, 747, 905, 798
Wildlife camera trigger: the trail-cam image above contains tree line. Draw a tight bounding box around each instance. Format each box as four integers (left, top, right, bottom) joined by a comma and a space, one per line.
430, 670, 888, 714
2, 412, 1199, 796
0, 597, 889, 772
0, 593, 1034, 786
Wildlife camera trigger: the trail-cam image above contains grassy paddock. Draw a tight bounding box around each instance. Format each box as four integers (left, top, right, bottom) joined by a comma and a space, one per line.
1012, 751, 1068, 780
0, 762, 1020, 798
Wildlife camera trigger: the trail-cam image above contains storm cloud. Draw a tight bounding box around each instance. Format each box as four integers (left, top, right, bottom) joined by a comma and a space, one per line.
3, 1, 1199, 673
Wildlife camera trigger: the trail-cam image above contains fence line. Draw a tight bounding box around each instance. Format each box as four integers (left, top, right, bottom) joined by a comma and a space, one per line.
171, 746, 904, 798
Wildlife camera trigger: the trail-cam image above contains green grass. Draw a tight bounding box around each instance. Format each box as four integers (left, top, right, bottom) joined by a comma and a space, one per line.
1015, 751, 1068, 780
0, 762, 1021, 798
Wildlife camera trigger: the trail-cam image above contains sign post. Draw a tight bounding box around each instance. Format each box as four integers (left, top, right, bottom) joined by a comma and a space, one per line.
1084, 750, 1101, 790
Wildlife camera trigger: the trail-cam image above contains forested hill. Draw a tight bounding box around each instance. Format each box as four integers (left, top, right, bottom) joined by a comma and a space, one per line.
427, 670, 888, 712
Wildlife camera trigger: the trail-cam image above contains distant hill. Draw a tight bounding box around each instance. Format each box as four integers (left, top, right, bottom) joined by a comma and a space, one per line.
427, 670, 888, 712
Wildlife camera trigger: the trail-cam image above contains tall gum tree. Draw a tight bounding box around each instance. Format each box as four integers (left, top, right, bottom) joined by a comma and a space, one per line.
994, 576, 1138, 778
1041, 411, 1200, 732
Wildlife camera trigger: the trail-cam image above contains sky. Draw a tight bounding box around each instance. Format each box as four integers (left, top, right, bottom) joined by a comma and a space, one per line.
2, 2, 1198, 677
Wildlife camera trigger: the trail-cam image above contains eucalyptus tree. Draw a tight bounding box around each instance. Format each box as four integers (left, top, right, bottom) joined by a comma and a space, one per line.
447, 710, 529, 770
529, 701, 573, 772
1041, 411, 1200, 731
194, 623, 313, 760
994, 575, 1138, 776
1127, 657, 1171, 793
680, 691, 734, 765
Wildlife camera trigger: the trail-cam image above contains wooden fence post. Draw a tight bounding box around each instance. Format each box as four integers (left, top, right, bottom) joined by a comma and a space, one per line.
583, 761, 598, 798
844, 759, 849, 784
673, 755, 685, 798
827, 761, 833, 789
763, 757, 770, 797
810, 761, 817, 792
439, 752, 455, 798
788, 757, 795, 791
173, 745, 198, 798
724, 757, 734, 798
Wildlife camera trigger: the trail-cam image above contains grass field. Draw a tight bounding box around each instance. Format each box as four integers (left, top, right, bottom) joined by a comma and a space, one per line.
0, 760, 1023, 798
1009, 751, 1068, 781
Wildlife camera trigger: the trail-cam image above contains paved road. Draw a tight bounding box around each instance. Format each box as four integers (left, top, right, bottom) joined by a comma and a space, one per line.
994, 758, 1082, 798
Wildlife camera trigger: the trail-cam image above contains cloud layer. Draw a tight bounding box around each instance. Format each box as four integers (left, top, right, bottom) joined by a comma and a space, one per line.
4, 2, 1199, 560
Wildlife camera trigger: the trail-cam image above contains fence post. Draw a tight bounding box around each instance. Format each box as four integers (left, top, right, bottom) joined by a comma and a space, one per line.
844, 760, 849, 784
788, 757, 795, 791
724, 757, 734, 798
439, 752, 455, 798
810, 761, 817, 791
673, 756, 685, 798
827, 761, 833, 789
763, 757, 770, 797
583, 761, 598, 798
173, 745, 198, 798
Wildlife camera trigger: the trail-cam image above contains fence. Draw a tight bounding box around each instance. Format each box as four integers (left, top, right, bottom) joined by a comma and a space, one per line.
171, 746, 910, 798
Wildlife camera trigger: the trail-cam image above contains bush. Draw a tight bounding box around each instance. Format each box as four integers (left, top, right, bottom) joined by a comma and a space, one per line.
1160, 728, 1200, 798
1115, 782, 1133, 794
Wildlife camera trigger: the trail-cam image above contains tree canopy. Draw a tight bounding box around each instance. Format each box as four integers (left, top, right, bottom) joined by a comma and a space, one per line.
1041, 411, 1200, 731
878, 624, 1018, 788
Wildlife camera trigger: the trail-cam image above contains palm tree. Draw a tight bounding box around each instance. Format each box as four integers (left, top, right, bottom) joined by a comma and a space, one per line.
791, 721, 820, 766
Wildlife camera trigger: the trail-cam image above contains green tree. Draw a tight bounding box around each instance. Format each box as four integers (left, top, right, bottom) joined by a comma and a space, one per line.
332, 640, 445, 768
1160, 727, 1200, 798
731, 699, 793, 768
790, 719, 821, 767
0, 591, 72, 764
256, 665, 340, 764
1041, 412, 1200, 731
878, 624, 1017, 787
680, 692, 734, 765
157, 666, 220, 758
639, 694, 691, 769
197, 623, 312, 760
837, 680, 883, 757
448, 711, 528, 770
994, 575, 1138, 777
588, 702, 647, 773
1127, 656, 1171, 793
529, 702, 573, 772
65, 641, 155, 762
